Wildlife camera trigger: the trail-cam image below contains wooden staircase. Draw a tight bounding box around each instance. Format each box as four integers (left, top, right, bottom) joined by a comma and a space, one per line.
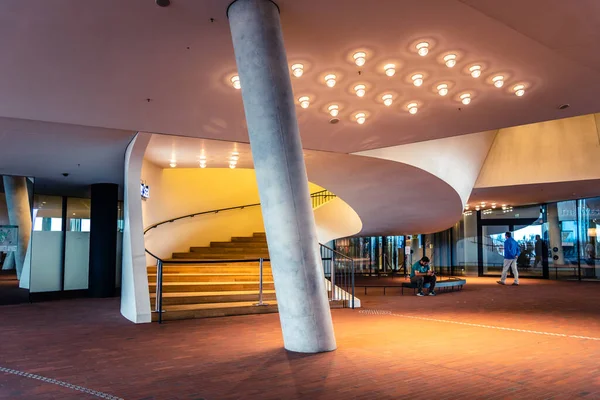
148, 232, 344, 321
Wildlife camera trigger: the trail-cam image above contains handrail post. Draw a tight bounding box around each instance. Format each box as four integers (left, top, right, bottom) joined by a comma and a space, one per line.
254, 258, 269, 306
351, 260, 355, 309
331, 251, 336, 301
156, 259, 164, 324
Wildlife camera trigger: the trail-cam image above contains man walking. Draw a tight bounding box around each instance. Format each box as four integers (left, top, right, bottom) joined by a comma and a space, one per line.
411, 256, 436, 296
498, 232, 520, 286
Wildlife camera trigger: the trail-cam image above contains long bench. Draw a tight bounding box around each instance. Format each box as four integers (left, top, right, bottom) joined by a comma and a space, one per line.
356, 278, 466, 296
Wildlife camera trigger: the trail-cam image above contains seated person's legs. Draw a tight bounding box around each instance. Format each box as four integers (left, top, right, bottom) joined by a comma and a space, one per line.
410, 276, 424, 293
424, 274, 436, 293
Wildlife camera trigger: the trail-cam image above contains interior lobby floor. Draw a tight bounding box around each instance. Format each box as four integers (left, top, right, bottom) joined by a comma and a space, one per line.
1, 277, 599, 399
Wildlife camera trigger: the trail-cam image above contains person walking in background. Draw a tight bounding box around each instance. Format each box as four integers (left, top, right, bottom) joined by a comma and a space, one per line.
498, 232, 520, 286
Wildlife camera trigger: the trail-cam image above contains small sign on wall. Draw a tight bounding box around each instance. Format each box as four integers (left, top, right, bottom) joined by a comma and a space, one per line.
141, 183, 150, 199
0, 225, 18, 252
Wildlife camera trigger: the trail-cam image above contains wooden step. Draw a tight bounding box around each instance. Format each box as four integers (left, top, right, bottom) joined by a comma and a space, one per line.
152, 301, 279, 321
210, 242, 269, 248
171, 253, 269, 259
151, 299, 345, 321
189, 247, 269, 254
230, 236, 268, 243
148, 273, 273, 283
150, 290, 277, 306
148, 265, 272, 274
149, 281, 275, 292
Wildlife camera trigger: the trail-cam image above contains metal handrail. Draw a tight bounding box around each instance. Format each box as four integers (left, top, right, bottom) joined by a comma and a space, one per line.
320, 243, 356, 309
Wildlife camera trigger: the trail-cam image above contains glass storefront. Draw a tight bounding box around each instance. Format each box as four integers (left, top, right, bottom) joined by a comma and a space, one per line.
333, 197, 600, 281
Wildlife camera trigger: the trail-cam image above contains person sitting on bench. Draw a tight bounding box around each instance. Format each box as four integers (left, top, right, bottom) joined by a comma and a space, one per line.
411, 256, 436, 296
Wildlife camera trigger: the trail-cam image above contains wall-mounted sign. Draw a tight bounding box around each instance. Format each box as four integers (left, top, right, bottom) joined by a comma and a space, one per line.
141, 183, 150, 199
0, 225, 18, 252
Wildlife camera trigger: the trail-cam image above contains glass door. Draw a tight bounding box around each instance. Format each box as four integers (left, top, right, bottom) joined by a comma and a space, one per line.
482, 225, 508, 275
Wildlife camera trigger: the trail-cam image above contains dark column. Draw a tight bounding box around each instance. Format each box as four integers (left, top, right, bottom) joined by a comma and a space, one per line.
88, 184, 118, 298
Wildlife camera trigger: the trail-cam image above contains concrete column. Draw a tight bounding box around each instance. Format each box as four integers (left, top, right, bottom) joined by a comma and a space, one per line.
547, 203, 565, 266
3, 176, 32, 280
228, 0, 336, 353
89, 183, 118, 298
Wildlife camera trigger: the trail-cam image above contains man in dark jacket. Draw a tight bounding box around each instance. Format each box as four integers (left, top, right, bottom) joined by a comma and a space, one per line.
498, 232, 520, 286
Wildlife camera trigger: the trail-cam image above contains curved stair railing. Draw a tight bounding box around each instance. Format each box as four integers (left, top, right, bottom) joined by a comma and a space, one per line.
144, 189, 355, 323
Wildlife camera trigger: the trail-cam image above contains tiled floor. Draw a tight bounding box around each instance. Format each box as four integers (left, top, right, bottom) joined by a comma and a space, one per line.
1, 278, 600, 399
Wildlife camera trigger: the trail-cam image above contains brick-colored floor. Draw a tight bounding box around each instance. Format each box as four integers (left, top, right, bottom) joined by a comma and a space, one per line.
1, 277, 600, 399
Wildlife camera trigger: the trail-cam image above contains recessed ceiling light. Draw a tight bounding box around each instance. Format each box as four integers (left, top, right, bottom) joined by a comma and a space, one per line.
443, 54, 457, 68
353, 51, 366, 67
492, 75, 504, 88
558, 104, 570, 110
469, 65, 482, 78
298, 96, 310, 108
231, 75, 241, 90
354, 112, 366, 125
291, 63, 304, 78
383, 63, 396, 77
407, 102, 418, 114
436, 83, 449, 96
411, 74, 424, 87
229, 163, 236, 169
328, 104, 339, 117
169, 161, 177, 168
460, 93, 471, 105
382, 94, 393, 107
354, 84, 366, 97
324, 74, 337, 88
416, 42, 429, 56
513, 84, 525, 97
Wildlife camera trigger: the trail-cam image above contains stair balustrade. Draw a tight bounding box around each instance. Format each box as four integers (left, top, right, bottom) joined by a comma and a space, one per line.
144, 190, 355, 323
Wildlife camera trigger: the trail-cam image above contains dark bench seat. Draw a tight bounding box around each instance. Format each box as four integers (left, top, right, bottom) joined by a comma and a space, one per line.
356, 278, 466, 295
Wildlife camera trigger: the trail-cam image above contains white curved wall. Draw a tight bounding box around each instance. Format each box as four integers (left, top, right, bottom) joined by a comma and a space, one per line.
140, 165, 362, 265
122, 132, 152, 324
313, 197, 362, 243
354, 130, 498, 205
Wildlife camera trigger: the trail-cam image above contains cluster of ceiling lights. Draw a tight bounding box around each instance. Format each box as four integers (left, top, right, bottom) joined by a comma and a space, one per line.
228, 40, 528, 124
166, 152, 240, 170
463, 202, 513, 216
229, 151, 239, 169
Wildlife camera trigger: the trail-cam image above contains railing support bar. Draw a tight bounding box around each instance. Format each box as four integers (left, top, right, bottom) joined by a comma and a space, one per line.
254, 258, 269, 306
156, 259, 164, 324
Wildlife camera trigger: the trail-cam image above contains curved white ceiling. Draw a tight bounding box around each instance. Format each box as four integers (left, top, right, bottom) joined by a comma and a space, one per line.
0, 0, 598, 154
143, 134, 463, 235
355, 130, 497, 205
